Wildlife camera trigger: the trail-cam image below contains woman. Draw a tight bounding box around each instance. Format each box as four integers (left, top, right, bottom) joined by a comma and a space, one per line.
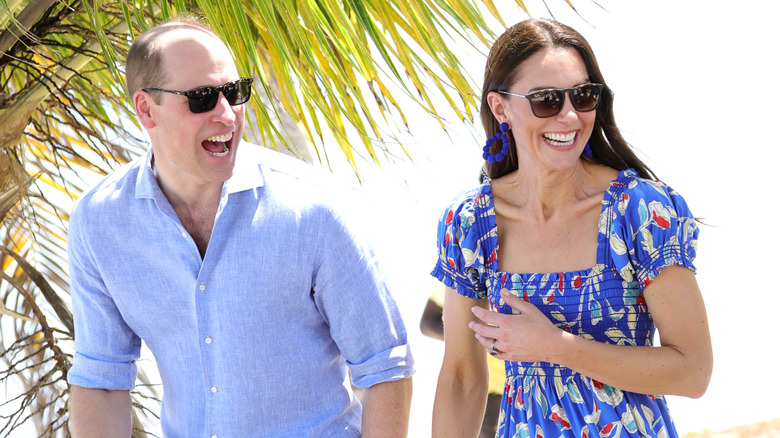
431, 19, 712, 438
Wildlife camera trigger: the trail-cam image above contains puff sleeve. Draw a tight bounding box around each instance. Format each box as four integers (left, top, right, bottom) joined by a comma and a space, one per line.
430, 185, 495, 299
609, 174, 699, 290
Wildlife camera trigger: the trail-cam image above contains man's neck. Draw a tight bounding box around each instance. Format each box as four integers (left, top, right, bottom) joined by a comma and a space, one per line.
153, 167, 221, 258
150, 155, 224, 212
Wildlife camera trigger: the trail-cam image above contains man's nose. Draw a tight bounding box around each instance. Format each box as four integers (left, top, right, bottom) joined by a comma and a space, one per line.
210, 92, 238, 124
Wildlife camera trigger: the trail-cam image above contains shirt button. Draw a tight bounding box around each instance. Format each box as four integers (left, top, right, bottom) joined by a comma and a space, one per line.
212, 435, 218, 438
211, 386, 217, 393
199, 283, 206, 292
205, 337, 212, 345
181, 231, 188, 238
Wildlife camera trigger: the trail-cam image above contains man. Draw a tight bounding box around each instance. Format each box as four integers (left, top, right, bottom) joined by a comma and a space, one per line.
67, 16, 413, 437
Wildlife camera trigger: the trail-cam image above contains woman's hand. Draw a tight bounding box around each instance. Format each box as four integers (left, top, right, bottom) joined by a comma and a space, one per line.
469, 289, 565, 363
469, 266, 713, 398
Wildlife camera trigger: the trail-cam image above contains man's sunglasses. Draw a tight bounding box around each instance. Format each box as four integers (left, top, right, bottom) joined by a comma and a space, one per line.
498, 83, 603, 118
142, 77, 254, 114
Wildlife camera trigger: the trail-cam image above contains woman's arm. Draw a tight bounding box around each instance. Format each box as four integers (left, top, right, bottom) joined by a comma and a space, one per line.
433, 287, 491, 438
470, 265, 712, 397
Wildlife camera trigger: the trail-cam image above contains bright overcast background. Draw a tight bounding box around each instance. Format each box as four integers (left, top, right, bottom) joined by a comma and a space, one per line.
339, 0, 780, 435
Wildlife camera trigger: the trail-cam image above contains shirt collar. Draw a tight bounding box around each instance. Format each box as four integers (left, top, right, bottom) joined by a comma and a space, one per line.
135, 141, 265, 200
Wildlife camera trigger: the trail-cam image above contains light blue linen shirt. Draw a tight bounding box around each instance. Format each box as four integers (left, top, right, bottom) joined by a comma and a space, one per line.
67, 143, 414, 437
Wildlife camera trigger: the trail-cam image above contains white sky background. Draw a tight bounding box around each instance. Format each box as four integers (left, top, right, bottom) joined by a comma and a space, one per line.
335, 0, 780, 435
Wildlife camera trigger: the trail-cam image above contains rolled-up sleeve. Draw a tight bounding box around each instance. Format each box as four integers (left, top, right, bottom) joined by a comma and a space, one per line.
310, 204, 414, 388
67, 197, 141, 390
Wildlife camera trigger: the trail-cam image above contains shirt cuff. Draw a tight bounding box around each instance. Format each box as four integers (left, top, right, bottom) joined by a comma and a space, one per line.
67, 352, 137, 391
348, 344, 414, 388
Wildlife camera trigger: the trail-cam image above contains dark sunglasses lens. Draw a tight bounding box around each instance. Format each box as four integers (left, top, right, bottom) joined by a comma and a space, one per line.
187, 87, 219, 113
571, 84, 602, 112
236, 80, 252, 104
223, 79, 252, 105
529, 90, 563, 118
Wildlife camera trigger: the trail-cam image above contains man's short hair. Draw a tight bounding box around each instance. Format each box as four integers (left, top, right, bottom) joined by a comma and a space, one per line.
125, 15, 219, 103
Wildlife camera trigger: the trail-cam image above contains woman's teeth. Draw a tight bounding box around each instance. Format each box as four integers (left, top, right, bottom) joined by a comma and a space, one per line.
543, 132, 576, 146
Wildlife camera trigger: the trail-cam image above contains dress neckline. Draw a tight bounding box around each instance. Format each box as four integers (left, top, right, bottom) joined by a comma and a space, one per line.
480, 168, 637, 280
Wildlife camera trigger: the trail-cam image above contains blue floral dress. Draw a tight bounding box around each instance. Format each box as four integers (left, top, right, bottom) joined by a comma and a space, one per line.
431, 169, 698, 438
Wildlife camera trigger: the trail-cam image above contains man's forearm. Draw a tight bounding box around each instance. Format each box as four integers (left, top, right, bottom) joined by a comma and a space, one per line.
361, 377, 413, 437
69, 386, 131, 437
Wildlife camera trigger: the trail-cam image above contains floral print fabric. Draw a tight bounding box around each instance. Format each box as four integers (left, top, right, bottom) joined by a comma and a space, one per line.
431, 169, 698, 438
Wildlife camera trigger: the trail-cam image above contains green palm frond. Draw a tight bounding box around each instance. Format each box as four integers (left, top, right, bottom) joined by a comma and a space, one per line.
76, 0, 525, 173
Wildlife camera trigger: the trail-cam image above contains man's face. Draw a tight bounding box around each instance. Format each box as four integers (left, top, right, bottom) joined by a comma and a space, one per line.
143, 29, 246, 196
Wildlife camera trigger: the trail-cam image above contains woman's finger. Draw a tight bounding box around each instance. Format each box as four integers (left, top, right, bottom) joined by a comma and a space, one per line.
471, 305, 509, 326
500, 288, 538, 313
468, 319, 501, 340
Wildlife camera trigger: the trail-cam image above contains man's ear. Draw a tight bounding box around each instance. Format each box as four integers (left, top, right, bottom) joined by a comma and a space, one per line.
486, 91, 508, 123
134, 90, 157, 129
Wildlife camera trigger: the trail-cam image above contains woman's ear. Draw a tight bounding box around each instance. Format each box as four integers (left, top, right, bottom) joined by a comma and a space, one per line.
486, 91, 508, 123
134, 90, 157, 129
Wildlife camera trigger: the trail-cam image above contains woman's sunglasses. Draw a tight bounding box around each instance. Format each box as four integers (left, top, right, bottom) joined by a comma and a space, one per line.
498, 83, 603, 118
142, 77, 254, 114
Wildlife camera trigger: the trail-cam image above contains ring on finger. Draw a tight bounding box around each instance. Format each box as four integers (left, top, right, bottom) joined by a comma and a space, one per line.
488, 339, 498, 356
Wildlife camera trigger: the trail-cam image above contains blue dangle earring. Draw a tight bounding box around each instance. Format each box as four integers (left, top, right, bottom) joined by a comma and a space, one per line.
483, 122, 510, 163
583, 142, 593, 158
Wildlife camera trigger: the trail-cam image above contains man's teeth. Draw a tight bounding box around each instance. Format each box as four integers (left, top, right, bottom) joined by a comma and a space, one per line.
207, 133, 233, 142
543, 132, 576, 145
209, 144, 229, 157
205, 133, 231, 157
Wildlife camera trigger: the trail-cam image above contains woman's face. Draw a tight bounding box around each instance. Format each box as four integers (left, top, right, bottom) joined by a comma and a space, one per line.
489, 47, 596, 174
